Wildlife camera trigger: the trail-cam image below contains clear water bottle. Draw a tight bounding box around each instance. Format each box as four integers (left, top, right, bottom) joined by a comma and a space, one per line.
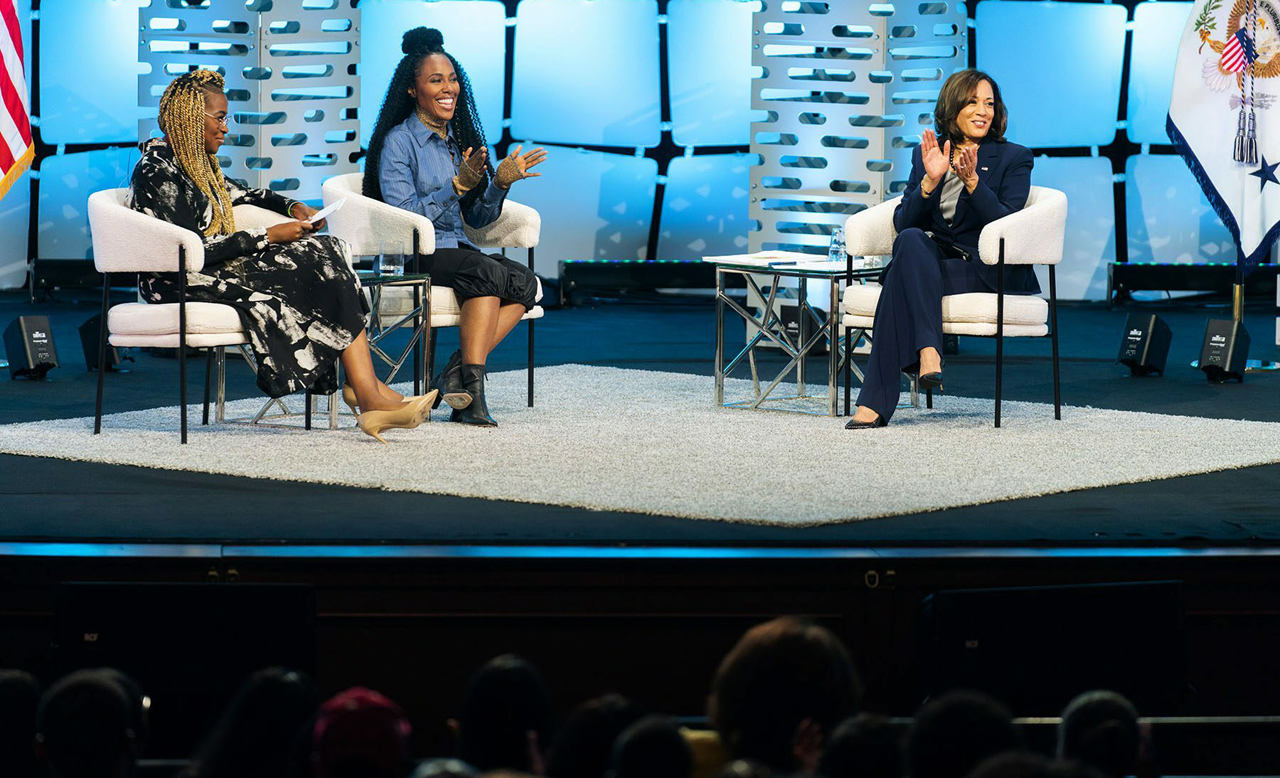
828, 225, 845, 263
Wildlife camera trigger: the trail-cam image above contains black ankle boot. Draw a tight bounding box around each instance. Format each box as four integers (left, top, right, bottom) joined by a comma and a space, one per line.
449, 364, 497, 427
431, 349, 470, 409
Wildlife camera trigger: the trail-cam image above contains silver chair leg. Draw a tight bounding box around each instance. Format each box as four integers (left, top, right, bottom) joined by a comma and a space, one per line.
215, 346, 227, 423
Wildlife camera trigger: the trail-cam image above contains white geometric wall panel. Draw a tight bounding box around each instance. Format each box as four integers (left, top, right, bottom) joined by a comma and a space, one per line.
0, 0, 29, 289
512, 0, 661, 147
360, 0, 506, 147
139, 0, 360, 201
668, 0, 759, 147
976, 1, 1127, 148
1125, 154, 1235, 265
1127, 2, 1192, 146
1028, 156, 1116, 301
655, 153, 751, 259
38, 148, 134, 261
749, 0, 967, 254
512, 145, 657, 274
40, 0, 144, 145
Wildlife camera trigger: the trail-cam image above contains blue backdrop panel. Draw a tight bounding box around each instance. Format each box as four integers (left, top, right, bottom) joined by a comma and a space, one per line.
512, 0, 661, 147
1127, 2, 1192, 145
655, 153, 751, 259
667, 0, 757, 147
0, 0, 31, 290
39, 148, 135, 260
39, 0, 143, 145
359, 0, 506, 148
976, 1, 1127, 148
1027, 156, 1116, 301
512, 145, 657, 274
1126, 154, 1235, 264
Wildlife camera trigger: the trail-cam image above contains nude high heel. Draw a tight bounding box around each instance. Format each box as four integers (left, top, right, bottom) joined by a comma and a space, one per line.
357, 398, 428, 444
342, 384, 359, 415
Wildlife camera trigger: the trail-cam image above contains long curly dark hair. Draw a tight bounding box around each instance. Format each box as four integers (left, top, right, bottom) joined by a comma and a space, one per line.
363, 27, 492, 208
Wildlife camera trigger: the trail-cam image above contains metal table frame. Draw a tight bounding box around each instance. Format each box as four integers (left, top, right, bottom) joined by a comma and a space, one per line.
225, 272, 431, 430
714, 261, 882, 417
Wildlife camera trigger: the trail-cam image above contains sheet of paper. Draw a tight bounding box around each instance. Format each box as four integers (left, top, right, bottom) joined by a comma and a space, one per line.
305, 197, 344, 225
702, 250, 816, 265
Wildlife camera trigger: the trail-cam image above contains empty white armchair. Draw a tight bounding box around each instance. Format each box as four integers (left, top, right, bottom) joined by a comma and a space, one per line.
840, 186, 1068, 427
87, 188, 292, 442
321, 172, 545, 407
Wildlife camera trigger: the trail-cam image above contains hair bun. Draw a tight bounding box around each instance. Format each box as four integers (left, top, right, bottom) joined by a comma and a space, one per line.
402, 27, 443, 55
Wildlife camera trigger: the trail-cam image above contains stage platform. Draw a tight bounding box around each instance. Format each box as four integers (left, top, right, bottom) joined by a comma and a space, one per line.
2, 290, 1278, 547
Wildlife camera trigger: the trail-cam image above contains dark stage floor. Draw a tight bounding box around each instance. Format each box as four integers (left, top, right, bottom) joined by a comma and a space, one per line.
2, 289, 1279, 548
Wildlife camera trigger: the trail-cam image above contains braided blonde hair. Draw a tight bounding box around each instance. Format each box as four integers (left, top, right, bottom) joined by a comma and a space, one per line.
157, 69, 236, 236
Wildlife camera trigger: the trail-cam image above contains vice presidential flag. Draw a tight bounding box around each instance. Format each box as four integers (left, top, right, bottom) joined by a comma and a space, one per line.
0, 0, 31, 202
1168, 0, 1280, 273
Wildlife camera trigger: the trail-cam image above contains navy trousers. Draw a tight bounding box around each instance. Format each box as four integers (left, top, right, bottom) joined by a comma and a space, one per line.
854, 228, 990, 421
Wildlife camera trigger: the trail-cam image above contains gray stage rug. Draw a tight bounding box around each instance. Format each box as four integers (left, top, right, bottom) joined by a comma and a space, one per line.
1, 364, 1278, 526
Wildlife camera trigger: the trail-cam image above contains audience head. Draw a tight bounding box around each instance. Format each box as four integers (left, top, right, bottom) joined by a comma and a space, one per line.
188, 667, 319, 778
818, 713, 902, 778
458, 655, 554, 774
1056, 691, 1141, 778
933, 69, 1008, 147
364, 26, 490, 204
968, 753, 1108, 778
608, 715, 691, 778
717, 760, 773, 778
313, 687, 411, 778
709, 617, 862, 773
36, 668, 147, 778
156, 68, 235, 236
905, 691, 1021, 778
547, 693, 646, 778
0, 670, 43, 778
411, 758, 477, 778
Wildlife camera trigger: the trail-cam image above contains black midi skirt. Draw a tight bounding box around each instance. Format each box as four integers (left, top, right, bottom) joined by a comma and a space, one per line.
419, 244, 538, 310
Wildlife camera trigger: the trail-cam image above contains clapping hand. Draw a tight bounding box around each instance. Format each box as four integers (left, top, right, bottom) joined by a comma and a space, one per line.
952, 143, 979, 191
462, 146, 488, 175
920, 129, 951, 186
496, 145, 549, 189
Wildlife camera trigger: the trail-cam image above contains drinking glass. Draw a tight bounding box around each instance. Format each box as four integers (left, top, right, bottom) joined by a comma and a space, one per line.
377, 240, 406, 276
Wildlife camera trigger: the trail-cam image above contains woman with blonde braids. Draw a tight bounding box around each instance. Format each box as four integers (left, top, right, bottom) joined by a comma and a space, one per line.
128, 69, 435, 443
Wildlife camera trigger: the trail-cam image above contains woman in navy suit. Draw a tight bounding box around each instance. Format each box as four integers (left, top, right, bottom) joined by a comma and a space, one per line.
846, 69, 1037, 430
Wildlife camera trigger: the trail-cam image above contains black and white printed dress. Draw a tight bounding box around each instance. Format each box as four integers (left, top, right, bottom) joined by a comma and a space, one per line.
128, 138, 370, 398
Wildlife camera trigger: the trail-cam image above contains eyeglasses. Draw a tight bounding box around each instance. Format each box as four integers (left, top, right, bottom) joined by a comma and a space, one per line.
204, 111, 230, 128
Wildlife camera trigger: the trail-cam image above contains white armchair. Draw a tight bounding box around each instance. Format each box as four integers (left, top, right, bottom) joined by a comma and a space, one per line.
87, 189, 293, 442
321, 172, 545, 407
840, 186, 1068, 427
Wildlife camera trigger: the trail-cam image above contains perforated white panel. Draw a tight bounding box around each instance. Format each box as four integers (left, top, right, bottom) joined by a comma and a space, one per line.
138, 0, 360, 201
749, 0, 966, 254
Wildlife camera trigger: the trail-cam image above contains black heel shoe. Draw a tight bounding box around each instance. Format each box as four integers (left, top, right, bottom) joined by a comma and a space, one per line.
450, 364, 497, 427
844, 414, 888, 430
918, 371, 944, 392
431, 350, 471, 410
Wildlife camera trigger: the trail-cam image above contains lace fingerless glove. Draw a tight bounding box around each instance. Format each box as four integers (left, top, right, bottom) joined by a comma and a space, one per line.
453, 161, 483, 196
495, 155, 523, 190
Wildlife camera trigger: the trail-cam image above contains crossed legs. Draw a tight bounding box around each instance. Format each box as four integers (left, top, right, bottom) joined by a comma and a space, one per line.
340, 330, 410, 412
459, 296, 526, 365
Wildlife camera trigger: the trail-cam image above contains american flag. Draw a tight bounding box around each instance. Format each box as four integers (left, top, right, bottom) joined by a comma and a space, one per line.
1221, 28, 1258, 73
0, 0, 31, 202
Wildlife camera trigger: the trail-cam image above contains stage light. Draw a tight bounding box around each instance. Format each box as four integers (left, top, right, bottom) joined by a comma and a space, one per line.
3, 316, 59, 380
1116, 313, 1171, 376
1199, 319, 1249, 383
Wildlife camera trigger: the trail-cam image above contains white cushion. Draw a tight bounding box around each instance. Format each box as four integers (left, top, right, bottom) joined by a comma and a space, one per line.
108, 302, 244, 337
431, 306, 544, 328
841, 313, 1046, 338
841, 284, 1047, 327
375, 277, 544, 327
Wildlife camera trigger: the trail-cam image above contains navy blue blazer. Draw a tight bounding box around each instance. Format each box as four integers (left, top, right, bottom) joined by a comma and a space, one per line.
892, 139, 1039, 295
